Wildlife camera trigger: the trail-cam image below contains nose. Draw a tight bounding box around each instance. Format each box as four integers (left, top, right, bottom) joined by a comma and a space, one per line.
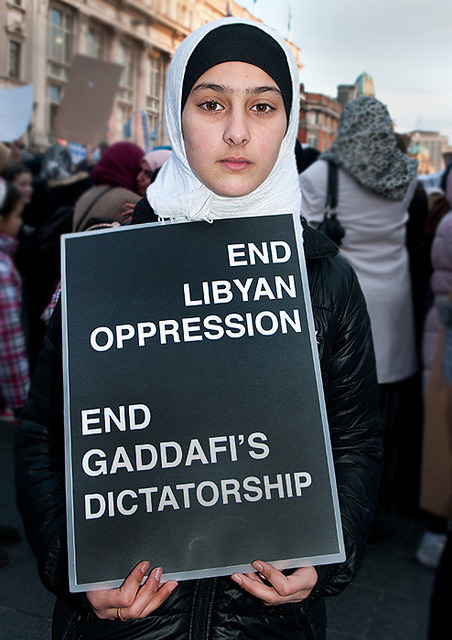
223, 107, 250, 146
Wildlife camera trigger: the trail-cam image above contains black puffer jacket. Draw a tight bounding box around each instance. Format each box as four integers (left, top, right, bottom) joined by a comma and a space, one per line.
14, 215, 382, 640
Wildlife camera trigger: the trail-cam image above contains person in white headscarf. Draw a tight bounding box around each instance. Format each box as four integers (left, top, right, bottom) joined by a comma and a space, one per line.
15, 17, 382, 640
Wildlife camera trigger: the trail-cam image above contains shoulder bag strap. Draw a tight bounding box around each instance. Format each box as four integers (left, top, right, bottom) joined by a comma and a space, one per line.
325, 160, 338, 212
75, 186, 115, 232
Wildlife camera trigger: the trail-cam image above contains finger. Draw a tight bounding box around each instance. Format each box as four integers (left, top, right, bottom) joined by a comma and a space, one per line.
231, 563, 316, 605
139, 580, 179, 618
86, 562, 150, 620
115, 561, 150, 609
254, 561, 318, 598
231, 571, 277, 604
251, 561, 293, 597
124, 566, 163, 618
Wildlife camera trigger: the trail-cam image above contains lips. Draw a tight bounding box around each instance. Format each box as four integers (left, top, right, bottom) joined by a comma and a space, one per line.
220, 157, 252, 171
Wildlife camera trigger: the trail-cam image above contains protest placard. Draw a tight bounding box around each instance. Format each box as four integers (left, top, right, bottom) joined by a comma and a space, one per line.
61, 213, 345, 592
53, 55, 122, 145
0, 84, 33, 141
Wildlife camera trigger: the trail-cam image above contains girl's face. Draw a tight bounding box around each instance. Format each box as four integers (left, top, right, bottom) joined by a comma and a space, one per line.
136, 160, 153, 196
0, 199, 24, 239
12, 171, 33, 204
181, 61, 287, 198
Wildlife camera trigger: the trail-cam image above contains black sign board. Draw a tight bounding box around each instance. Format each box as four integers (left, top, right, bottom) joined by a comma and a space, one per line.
61, 213, 345, 592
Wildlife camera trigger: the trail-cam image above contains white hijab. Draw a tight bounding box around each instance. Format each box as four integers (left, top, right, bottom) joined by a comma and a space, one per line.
146, 17, 301, 222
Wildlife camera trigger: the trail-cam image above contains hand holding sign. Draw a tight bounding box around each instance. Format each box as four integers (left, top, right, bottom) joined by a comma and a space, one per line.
231, 561, 318, 605
86, 562, 178, 620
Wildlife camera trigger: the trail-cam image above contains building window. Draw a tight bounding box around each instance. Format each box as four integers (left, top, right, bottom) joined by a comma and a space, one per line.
9, 40, 21, 79
116, 103, 132, 140
147, 53, 162, 106
307, 133, 318, 149
146, 52, 165, 144
48, 6, 72, 67
118, 41, 135, 102
48, 83, 62, 134
86, 24, 107, 59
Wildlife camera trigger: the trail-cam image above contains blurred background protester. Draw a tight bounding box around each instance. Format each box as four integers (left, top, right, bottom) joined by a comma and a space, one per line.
416, 165, 452, 570
299, 95, 420, 515
427, 294, 452, 639
0, 179, 29, 421
421, 290, 452, 639
34, 141, 144, 346
122, 148, 173, 223
424, 164, 452, 259
39, 143, 91, 208
9, 144, 90, 372
0, 178, 29, 567
73, 140, 143, 232
295, 140, 320, 175
395, 133, 431, 351
1, 163, 33, 207
137, 148, 172, 196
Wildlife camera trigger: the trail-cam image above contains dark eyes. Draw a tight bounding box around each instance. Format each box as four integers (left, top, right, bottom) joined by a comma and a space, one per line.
252, 103, 273, 113
199, 101, 274, 114
200, 100, 223, 112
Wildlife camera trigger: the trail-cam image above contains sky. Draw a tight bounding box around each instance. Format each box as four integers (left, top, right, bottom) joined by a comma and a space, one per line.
238, 0, 452, 143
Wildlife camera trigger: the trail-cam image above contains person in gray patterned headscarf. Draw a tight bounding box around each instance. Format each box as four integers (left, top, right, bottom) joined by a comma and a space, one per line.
300, 94, 420, 514
321, 96, 417, 200
40, 144, 73, 181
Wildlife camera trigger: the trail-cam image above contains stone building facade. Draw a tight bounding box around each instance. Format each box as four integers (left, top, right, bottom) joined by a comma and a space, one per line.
1, 0, 302, 153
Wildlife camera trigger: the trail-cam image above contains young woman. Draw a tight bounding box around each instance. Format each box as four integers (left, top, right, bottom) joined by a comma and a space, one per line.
15, 18, 382, 640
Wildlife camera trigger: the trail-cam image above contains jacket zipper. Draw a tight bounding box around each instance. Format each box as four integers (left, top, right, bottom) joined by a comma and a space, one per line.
190, 578, 217, 640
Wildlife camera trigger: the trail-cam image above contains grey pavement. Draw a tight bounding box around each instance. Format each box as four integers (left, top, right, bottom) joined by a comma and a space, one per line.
0, 419, 435, 639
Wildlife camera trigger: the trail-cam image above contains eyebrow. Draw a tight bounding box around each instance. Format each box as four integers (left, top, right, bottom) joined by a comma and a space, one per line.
190, 83, 282, 96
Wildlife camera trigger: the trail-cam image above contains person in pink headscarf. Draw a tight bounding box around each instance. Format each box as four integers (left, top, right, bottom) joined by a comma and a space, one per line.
121, 149, 173, 223
136, 149, 172, 197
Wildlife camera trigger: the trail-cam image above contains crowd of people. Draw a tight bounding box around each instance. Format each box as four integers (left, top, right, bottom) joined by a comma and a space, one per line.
0, 138, 172, 567
0, 14, 450, 640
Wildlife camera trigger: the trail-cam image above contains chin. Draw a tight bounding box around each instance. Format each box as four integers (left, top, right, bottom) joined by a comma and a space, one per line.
212, 183, 256, 198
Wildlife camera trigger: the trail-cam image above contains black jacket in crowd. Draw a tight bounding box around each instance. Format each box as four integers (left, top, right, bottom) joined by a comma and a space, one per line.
14, 209, 383, 640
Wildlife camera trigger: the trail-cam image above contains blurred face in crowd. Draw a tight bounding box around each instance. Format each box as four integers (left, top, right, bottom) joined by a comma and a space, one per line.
0, 199, 24, 239
12, 171, 33, 205
136, 159, 153, 196
181, 61, 287, 198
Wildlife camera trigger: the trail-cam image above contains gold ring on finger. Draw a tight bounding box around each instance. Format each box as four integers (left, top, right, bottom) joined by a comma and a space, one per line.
117, 607, 128, 622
